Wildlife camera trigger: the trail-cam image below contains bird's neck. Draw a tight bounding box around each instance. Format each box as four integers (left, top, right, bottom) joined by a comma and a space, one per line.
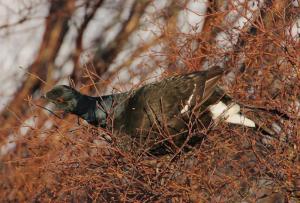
72, 95, 113, 127
94, 95, 113, 127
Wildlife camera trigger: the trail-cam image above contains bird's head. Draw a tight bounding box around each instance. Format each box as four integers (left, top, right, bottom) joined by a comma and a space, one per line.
43, 85, 81, 113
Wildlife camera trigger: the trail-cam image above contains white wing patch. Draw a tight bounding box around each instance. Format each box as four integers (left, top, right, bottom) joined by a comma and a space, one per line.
209, 101, 255, 127
180, 84, 196, 114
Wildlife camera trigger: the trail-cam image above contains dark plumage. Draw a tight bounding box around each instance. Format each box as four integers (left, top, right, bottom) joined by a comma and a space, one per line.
44, 66, 256, 153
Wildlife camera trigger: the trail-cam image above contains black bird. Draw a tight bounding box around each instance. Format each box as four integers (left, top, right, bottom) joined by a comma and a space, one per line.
44, 66, 257, 152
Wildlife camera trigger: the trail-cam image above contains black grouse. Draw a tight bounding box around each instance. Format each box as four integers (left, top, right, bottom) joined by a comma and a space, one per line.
44, 66, 256, 152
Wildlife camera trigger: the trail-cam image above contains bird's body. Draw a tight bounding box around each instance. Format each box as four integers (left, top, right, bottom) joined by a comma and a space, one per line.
44, 66, 256, 152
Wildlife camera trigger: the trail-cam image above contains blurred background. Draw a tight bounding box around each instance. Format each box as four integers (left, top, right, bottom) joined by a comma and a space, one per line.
0, 0, 299, 202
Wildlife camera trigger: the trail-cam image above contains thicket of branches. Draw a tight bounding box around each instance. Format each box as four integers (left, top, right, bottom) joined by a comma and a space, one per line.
0, 0, 299, 202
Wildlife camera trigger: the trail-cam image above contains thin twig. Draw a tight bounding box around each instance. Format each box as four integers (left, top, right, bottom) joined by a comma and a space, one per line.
35, 103, 62, 119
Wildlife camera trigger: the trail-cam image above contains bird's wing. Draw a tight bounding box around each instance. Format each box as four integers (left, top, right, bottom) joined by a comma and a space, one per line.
139, 66, 224, 117
199, 66, 224, 105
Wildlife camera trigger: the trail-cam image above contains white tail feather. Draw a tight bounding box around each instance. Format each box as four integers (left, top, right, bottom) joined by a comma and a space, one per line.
209, 101, 255, 127
226, 114, 256, 127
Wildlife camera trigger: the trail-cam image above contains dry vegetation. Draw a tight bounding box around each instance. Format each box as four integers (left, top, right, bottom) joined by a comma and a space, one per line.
0, 0, 299, 202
